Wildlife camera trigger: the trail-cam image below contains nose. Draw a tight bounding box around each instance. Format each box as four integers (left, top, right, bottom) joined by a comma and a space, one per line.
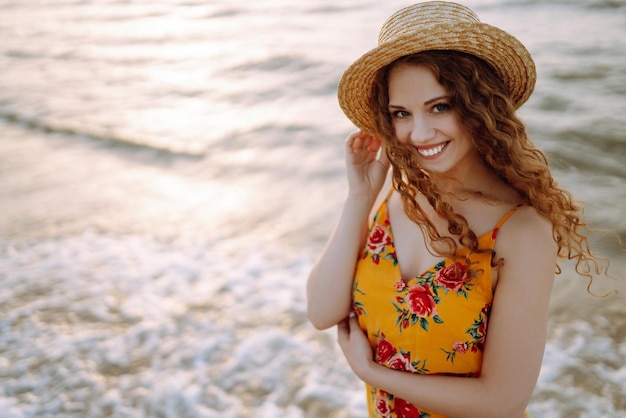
410, 114, 435, 144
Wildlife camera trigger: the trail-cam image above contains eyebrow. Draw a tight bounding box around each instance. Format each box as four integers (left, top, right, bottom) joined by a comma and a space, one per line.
388, 95, 449, 109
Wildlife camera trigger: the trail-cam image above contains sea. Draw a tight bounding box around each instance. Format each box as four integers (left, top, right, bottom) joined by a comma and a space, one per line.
1, 0, 625, 417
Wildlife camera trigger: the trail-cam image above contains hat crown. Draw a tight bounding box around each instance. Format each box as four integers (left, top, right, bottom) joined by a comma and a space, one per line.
378, 2, 480, 45
338, 1, 536, 137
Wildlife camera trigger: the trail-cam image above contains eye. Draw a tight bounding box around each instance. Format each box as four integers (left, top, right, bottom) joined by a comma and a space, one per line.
391, 110, 410, 119
432, 103, 450, 113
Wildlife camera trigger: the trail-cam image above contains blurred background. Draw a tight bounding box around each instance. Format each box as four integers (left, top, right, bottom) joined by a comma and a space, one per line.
1, 0, 625, 417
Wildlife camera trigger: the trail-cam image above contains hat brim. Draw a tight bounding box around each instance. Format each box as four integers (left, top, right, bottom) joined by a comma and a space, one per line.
338, 22, 536, 137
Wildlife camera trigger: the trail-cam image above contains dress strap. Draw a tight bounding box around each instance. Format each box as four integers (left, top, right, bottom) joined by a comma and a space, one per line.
383, 185, 395, 202
491, 204, 525, 241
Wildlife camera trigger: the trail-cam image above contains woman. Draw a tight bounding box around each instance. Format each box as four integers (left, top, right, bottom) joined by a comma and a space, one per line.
306, 2, 610, 417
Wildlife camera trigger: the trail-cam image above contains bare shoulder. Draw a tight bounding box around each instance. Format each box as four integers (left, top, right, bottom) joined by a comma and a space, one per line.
494, 205, 557, 284
496, 206, 556, 248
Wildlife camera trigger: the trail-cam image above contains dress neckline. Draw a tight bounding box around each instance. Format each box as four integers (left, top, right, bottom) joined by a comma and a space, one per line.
381, 195, 522, 284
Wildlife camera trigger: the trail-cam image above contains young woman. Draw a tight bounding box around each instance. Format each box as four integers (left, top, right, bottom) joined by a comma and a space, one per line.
307, 2, 610, 417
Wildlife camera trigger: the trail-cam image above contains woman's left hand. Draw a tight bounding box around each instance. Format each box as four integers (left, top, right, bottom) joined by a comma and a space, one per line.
337, 313, 375, 379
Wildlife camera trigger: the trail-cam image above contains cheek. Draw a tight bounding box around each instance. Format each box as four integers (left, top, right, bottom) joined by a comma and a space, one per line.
393, 122, 410, 143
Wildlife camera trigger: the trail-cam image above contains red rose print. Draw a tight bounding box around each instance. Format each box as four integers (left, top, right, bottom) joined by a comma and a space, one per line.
453, 341, 468, 354
394, 397, 421, 418
482, 303, 492, 316
394, 278, 407, 291
478, 320, 487, 337
367, 225, 391, 253
387, 353, 407, 370
376, 337, 396, 364
474, 321, 488, 351
386, 352, 416, 372
407, 284, 437, 317
435, 261, 470, 292
375, 395, 392, 417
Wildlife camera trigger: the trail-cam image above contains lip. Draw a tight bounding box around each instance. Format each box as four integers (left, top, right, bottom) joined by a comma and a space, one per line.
416, 141, 450, 159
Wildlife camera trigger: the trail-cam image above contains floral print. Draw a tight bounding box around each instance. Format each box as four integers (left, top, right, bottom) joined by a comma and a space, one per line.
391, 259, 477, 333
375, 332, 429, 374
394, 397, 430, 418
435, 261, 475, 294
352, 194, 527, 417
372, 389, 430, 418
375, 393, 392, 417
363, 213, 398, 266
392, 282, 443, 333
353, 282, 368, 316
441, 303, 491, 364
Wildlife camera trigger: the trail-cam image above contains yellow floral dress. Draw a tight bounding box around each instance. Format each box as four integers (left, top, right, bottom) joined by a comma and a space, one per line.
353, 192, 530, 418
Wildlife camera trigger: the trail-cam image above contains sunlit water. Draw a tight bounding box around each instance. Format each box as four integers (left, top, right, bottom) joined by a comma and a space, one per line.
1, 0, 625, 417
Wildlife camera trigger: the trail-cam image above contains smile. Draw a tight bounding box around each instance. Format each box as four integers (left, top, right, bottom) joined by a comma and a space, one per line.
416, 141, 449, 158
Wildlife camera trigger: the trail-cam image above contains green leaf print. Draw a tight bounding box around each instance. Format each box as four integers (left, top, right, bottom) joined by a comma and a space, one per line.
419, 317, 429, 331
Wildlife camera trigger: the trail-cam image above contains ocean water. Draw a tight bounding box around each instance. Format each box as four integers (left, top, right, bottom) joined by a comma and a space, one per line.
1, 0, 625, 417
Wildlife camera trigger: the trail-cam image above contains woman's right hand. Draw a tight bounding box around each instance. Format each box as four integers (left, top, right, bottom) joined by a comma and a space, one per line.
307, 130, 390, 330
345, 130, 390, 198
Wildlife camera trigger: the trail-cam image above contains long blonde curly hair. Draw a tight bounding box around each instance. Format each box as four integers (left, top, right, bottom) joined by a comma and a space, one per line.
369, 50, 610, 285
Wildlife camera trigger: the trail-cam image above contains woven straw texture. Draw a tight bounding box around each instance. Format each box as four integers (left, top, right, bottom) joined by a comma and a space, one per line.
338, 1, 536, 137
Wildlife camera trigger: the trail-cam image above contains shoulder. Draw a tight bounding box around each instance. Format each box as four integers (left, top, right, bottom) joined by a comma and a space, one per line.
498, 205, 553, 243
494, 205, 557, 284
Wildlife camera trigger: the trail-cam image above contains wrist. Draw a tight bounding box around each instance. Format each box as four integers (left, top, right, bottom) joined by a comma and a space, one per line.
345, 190, 379, 206
355, 357, 382, 383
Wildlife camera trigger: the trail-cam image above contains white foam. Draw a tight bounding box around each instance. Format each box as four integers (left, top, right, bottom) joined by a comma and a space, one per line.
2, 227, 625, 417
531, 317, 626, 417
0, 233, 366, 417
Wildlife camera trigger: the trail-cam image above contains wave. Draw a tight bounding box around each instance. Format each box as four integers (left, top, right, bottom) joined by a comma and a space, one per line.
230, 54, 324, 74
508, 0, 626, 10
0, 111, 205, 161
545, 128, 626, 177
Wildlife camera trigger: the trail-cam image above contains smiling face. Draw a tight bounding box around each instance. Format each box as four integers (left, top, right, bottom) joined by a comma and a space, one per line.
387, 62, 481, 178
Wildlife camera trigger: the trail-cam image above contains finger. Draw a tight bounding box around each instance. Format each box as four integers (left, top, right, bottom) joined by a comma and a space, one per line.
348, 312, 360, 330
349, 131, 378, 150
365, 136, 380, 152
345, 130, 362, 146
352, 135, 364, 151
352, 133, 372, 152
337, 319, 351, 349
337, 318, 349, 338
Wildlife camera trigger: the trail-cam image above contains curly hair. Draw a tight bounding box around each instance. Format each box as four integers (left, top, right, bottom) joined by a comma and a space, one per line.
369, 50, 610, 285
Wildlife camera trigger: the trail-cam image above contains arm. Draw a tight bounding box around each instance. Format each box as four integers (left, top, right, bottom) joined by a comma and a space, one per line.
338, 206, 557, 417
306, 130, 389, 330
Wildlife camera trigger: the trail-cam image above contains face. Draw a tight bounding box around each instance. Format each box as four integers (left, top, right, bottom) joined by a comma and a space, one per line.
387, 63, 480, 177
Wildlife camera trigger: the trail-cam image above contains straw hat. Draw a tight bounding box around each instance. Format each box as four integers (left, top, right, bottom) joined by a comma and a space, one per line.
338, 1, 536, 136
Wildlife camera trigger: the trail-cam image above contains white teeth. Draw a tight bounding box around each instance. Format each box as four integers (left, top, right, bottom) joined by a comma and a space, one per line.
417, 143, 446, 157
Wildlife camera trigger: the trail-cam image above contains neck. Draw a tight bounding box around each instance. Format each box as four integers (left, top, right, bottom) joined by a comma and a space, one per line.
428, 160, 517, 204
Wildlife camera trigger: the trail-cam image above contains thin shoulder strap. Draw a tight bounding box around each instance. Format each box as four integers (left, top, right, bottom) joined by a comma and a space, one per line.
384, 185, 395, 202
370, 186, 396, 226
491, 204, 525, 241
